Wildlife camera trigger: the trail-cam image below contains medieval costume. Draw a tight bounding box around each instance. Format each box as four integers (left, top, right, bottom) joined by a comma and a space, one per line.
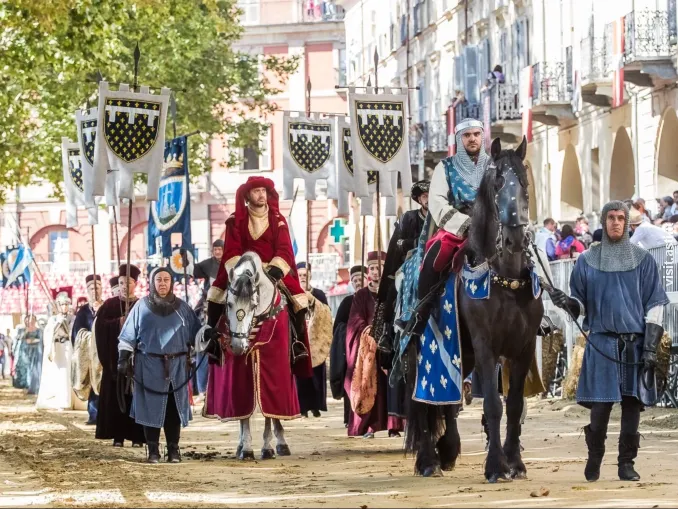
36, 291, 75, 410
192, 239, 225, 395
94, 264, 145, 447
109, 276, 119, 298
345, 252, 398, 437
119, 267, 201, 463
72, 274, 102, 424
12, 315, 43, 394
295, 262, 330, 418
549, 201, 668, 483
330, 265, 365, 427
203, 176, 309, 421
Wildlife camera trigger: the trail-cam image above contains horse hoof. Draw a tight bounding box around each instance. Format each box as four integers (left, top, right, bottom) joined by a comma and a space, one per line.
487, 472, 511, 484
276, 444, 291, 457
422, 466, 443, 478
238, 450, 255, 461
441, 462, 456, 472
511, 469, 527, 480
236, 445, 242, 458
261, 448, 275, 460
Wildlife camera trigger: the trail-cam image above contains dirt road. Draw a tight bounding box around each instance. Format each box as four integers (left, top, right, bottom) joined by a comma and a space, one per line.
1, 379, 678, 508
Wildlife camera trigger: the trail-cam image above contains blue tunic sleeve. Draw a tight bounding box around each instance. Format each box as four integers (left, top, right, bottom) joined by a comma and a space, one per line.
119, 302, 142, 351
639, 253, 669, 313
181, 301, 202, 348
569, 256, 587, 310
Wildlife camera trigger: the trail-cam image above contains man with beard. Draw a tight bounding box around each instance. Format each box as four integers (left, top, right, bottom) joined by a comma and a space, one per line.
94, 264, 145, 447
72, 274, 103, 425
345, 252, 401, 438
194, 239, 224, 294
330, 265, 366, 427
118, 267, 201, 463
548, 201, 668, 482
295, 262, 330, 418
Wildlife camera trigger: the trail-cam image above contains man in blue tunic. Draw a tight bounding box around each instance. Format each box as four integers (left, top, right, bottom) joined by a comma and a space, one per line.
118, 267, 202, 464
548, 200, 668, 482
71, 274, 102, 425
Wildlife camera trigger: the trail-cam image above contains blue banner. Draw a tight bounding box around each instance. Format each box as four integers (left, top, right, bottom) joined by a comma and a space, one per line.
5, 245, 32, 288
148, 136, 192, 258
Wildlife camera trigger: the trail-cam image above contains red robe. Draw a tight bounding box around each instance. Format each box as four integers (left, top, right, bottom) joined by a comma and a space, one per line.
344, 287, 388, 436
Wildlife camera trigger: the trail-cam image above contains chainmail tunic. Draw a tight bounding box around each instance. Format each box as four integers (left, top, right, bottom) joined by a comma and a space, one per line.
582, 200, 647, 272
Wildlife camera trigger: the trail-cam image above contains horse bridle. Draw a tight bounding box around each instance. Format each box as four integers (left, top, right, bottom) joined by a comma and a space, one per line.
227, 271, 282, 341
492, 161, 529, 256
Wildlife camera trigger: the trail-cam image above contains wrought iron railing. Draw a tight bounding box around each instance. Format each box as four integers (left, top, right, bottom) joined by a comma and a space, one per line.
624, 9, 676, 61
580, 35, 611, 82
489, 82, 520, 122
424, 120, 447, 153
532, 61, 572, 103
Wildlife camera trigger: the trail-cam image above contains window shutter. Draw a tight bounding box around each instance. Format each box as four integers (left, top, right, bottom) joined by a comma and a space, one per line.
464, 45, 478, 104
453, 55, 463, 94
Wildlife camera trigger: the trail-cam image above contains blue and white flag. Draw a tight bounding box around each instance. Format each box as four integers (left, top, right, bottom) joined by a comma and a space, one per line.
6, 245, 33, 288
289, 219, 299, 257
147, 136, 192, 257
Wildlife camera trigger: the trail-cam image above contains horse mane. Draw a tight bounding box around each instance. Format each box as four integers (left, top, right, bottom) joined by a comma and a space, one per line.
231, 253, 259, 303
468, 149, 528, 261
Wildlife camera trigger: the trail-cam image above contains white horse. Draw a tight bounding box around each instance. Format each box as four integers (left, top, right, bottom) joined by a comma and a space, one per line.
226, 252, 291, 460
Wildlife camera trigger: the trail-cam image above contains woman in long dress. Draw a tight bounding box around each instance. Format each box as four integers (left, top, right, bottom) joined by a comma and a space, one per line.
36, 292, 74, 410
12, 314, 43, 395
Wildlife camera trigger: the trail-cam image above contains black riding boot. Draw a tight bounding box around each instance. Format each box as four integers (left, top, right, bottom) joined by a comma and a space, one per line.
146, 442, 160, 464
584, 425, 607, 482
167, 443, 182, 463
618, 433, 641, 481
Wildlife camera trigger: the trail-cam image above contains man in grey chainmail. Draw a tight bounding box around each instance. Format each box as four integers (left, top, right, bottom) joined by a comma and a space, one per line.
548, 200, 668, 483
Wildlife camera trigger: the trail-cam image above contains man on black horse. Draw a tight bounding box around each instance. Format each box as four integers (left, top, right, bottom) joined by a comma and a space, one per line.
548, 200, 667, 482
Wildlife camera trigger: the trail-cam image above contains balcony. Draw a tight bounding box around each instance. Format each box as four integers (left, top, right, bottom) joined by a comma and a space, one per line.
622, 9, 677, 86
424, 121, 447, 153
454, 101, 482, 121
580, 29, 613, 107
531, 61, 576, 126
487, 82, 522, 143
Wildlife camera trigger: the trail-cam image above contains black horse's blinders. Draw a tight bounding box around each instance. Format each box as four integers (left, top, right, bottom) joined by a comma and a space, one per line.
496, 164, 529, 228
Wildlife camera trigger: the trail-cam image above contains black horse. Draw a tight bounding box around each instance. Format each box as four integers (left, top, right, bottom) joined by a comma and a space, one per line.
405, 137, 544, 482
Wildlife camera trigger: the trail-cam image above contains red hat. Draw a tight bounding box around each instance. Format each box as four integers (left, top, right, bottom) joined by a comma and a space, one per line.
366, 251, 386, 263
234, 177, 279, 226
51, 286, 73, 300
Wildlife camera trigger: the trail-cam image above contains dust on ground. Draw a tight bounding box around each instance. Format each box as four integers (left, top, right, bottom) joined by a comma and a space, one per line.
1, 379, 678, 508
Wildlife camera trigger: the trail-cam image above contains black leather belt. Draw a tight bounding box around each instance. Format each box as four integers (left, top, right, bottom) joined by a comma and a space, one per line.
143, 351, 188, 380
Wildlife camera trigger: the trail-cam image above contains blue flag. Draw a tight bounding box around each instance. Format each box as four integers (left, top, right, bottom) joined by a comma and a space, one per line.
148, 136, 192, 257
6, 245, 33, 287
289, 217, 299, 257
0, 251, 6, 288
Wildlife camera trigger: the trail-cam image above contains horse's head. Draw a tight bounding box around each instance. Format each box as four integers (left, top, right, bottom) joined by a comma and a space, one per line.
226, 253, 262, 356
471, 136, 530, 259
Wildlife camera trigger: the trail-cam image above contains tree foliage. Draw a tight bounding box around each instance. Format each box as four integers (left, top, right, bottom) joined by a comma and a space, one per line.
0, 0, 298, 203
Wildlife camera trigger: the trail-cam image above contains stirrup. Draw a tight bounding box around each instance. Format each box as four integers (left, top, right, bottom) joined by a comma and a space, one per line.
292, 339, 309, 364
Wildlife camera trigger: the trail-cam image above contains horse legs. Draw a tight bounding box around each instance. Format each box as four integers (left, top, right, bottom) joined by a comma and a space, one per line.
238, 418, 255, 461
273, 418, 291, 456
437, 405, 461, 471
477, 355, 510, 483
504, 358, 530, 479
405, 399, 442, 477
261, 417, 275, 460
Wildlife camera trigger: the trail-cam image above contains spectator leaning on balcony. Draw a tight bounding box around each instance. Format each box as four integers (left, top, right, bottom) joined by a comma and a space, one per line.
628, 207, 676, 249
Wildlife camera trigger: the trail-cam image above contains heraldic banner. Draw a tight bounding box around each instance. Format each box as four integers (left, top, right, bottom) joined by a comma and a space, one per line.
147, 136, 192, 258
61, 138, 98, 228
335, 117, 356, 216
75, 108, 100, 209
348, 88, 412, 199
282, 112, 337, 201
92, 81, 171, 202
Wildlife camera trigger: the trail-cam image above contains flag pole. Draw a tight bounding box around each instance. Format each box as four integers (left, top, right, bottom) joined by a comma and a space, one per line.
360, 75, 373, 286
373, 49, 383, 278
305, 77, 312, 291
124, 42, 141, 320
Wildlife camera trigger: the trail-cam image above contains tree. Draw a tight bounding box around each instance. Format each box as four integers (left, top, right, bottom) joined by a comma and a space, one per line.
0, 0, 298, 203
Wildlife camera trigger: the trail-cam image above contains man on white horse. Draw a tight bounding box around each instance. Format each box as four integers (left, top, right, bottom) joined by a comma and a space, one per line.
201, 177, 312, 450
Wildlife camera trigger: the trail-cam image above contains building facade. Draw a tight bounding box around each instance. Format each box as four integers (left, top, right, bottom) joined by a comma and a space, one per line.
338, 0, 678, 227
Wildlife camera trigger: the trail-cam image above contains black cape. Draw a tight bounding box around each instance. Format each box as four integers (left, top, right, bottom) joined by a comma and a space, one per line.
94, 296, 146, 443
296, 288, 329, 413
329, 294, 353, 400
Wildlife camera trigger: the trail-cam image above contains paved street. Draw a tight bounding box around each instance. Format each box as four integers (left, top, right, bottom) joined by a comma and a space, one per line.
1, 379, 678, 508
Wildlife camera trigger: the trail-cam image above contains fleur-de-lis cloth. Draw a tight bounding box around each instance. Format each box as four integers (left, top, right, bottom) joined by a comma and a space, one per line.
348, 89, 412, 199
335, 117, 354, 216
282, 112, 336, 201
61, 138, 98, 228
91, 81, 170, 202
413, 274, 463, 405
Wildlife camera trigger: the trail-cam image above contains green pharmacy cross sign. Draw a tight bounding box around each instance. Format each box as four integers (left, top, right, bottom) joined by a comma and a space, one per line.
329, 218, 348, 244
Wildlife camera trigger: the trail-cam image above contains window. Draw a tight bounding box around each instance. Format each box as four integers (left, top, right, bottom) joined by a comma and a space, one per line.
241, 125, 271, 171
237, 0, 259, 25
49, 230, 69, 265
337, 47, 347, 86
